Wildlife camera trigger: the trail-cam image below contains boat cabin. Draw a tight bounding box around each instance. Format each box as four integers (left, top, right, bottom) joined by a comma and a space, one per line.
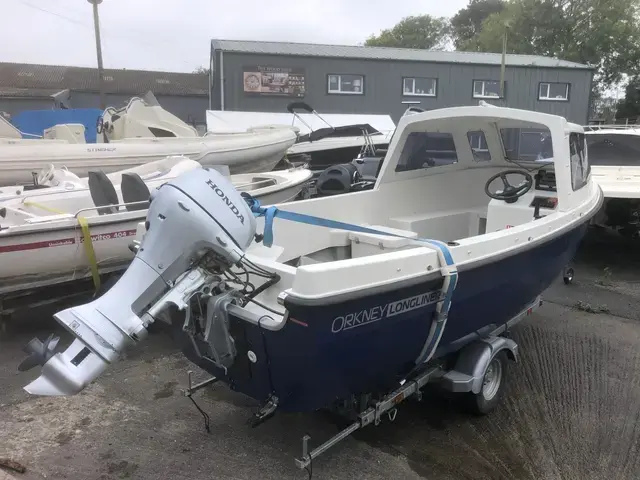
241, 105, 600, 306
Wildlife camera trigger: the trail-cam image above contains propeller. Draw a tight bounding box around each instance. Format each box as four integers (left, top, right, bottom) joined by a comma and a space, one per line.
18, 334, 60, 372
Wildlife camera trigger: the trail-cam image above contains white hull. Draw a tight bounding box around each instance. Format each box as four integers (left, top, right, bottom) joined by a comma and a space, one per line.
0, 127, 297, 186
590, 165, 640, 199
0, 166, 312, 294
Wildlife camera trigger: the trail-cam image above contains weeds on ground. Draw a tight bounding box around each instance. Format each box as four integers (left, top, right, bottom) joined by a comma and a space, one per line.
595, 266, 613, 287
573, 300, 610, 314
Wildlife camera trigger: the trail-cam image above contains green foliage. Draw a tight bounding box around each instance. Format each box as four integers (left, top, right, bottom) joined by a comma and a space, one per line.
364, 0, 640, 94
365, 15, 451, 50
468, 0, 640, 92
615, 76, 640, 121
450, 0, 506, 50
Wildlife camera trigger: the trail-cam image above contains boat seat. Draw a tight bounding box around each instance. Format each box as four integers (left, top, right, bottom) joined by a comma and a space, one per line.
88, 170, 120, 215
121, 172, 151, 211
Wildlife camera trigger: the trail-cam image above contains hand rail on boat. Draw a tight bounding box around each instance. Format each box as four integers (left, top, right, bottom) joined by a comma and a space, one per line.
73, 200, 150, 218
11, 199, 150, 223
583, 124, 640, 131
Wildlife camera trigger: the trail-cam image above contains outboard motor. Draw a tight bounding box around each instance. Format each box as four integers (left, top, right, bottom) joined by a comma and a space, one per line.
23, 167, 257, 396
315, 163, 362, 196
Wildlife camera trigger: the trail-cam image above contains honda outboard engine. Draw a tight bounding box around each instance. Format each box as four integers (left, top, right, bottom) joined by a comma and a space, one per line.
23, 167, 257, 396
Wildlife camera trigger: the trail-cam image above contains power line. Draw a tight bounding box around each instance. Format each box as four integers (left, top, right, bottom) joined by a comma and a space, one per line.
12, 0, 204, 71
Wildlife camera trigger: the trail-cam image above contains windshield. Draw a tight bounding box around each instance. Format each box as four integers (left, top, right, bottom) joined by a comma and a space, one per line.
500, 127, 554, 163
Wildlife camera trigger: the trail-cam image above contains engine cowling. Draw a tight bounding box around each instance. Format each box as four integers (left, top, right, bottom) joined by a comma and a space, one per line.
23, 167, 257, 396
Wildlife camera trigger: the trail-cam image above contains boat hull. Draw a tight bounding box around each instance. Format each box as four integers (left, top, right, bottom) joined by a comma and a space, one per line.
0, 128, 297, 186
174, 221, 588, 413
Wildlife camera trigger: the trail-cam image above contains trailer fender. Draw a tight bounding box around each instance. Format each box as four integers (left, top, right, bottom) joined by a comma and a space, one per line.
439, 336, 518, 395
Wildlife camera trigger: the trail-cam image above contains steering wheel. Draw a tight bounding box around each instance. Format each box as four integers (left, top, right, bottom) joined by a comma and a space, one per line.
36, 164, 55, 186
484, 169, 533, 203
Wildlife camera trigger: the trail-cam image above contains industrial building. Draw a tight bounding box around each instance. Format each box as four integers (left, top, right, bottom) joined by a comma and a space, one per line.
209, 39, 595, 124
0, 62, 209, 126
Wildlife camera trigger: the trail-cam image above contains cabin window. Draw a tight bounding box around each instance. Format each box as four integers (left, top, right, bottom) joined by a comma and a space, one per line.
473, 80, 503, 99
539, 82, 569, 101
467, 131, 491, 161
327, 74, 364, 94
395, 132, 458, 172
570, 132, 590, 190
403, 77, 437, 97
500, 127, 554, 163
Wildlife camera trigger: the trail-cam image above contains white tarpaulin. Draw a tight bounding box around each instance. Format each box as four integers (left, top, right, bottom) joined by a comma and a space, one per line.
206, 110, 396, 135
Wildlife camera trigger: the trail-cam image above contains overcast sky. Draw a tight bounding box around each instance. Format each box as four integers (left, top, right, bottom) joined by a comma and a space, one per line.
2, 0, 469, 72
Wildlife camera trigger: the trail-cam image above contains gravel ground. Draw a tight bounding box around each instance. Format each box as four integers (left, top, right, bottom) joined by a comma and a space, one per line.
0, 229, 639, 480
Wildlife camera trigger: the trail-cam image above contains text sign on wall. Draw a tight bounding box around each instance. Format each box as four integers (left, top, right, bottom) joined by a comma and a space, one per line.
242, 66, 305, 97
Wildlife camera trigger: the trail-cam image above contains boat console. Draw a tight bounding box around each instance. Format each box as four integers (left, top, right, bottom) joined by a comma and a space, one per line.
485, 167, 558, 233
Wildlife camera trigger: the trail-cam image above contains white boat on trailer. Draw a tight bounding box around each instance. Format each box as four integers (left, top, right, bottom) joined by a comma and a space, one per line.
0, 159, 312, 318
583, 124, 640, 237
0, 95, 298, 186
21, 105, 602, 470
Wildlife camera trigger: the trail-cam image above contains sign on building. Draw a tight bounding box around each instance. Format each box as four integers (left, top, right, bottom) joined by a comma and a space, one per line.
242, 66, 305, 97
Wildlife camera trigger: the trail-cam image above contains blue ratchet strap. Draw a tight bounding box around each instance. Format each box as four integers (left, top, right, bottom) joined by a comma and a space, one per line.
244, 194, 458, 365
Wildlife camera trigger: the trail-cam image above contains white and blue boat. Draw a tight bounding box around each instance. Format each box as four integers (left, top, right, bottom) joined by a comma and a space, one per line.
21, 104, 603, 468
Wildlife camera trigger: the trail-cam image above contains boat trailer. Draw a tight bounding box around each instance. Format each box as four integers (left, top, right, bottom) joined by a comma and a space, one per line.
181, 295, 543, 473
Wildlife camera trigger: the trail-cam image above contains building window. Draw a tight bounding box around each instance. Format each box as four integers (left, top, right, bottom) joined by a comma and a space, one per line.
539, 82, 569, 101
473, 80, 503, 99
395, 132, 458, 172
403, 77, 437, 97
327, 74, 364, 94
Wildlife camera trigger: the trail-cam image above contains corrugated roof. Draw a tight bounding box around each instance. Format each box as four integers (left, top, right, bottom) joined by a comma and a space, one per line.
211, 39, 593, 70
0, 62, 209, 97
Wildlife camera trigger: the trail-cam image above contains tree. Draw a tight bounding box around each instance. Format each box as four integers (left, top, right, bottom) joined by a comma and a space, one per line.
193, 66, 210, 75
466, 0, 640, 93
450, 0, 506, 50
615, 76, 640, 122
590, 94, 620, 123
365, 15, 451, 50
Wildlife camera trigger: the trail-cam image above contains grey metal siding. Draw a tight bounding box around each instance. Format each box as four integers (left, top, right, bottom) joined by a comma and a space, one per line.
0, 97, 54, 116
212, 52, 592, 124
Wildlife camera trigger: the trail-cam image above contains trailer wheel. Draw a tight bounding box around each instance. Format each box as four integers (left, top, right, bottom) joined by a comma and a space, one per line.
464, 351, 508, 415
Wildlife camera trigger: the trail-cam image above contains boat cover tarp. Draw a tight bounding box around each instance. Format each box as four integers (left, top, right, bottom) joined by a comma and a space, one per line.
10, 108, 103, 143
206, 110, 396, 136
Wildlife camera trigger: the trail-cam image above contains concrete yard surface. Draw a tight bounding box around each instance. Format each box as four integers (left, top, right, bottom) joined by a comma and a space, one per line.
1, 230, 639, 480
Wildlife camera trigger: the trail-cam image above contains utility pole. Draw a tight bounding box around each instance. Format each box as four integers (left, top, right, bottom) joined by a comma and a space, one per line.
87, 0, 106, 109
500, 26, 508, 100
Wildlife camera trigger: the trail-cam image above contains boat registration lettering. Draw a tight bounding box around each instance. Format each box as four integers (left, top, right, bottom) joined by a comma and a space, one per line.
331, 289, 443, 333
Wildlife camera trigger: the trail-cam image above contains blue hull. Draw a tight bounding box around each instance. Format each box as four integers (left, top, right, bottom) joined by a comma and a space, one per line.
176, 222, 588, 413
